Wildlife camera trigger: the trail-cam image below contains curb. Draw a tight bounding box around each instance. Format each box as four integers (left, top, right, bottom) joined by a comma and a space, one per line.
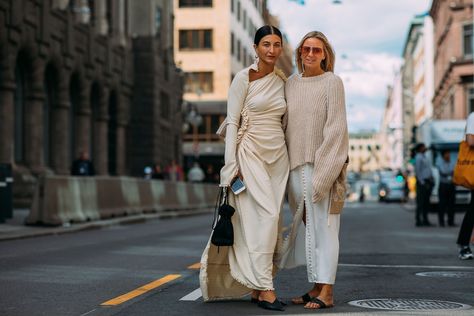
0, 208, 213, 242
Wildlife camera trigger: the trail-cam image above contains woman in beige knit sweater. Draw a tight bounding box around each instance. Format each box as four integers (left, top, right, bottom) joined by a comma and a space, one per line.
278, 31, 349, 309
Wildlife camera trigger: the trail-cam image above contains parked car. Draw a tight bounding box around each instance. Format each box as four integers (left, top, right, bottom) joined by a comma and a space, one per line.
379, 178, 406, 202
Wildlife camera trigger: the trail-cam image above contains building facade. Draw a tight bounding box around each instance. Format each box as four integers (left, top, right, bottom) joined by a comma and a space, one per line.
263, 11, 293, 76
0, 0, 182, 205
174, 0, 266, 172
128, 0, 184, 176
380, 72, 404, 171
348, 132, 383, 173
412, 14, 435, 126
401, 16, 423, 166
430, 0, 473, 119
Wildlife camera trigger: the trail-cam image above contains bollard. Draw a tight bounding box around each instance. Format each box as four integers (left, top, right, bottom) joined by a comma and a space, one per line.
0, 163, 13, 220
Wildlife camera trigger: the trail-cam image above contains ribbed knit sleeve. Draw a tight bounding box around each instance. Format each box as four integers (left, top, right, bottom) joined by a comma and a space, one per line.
219, 70, 248, 187
311, 75, 349, 202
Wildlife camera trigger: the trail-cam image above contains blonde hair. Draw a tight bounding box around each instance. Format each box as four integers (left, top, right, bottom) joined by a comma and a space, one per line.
295, 31, 335, 73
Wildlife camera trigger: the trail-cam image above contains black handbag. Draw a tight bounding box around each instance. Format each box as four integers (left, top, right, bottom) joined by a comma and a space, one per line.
211, 187, 235, 247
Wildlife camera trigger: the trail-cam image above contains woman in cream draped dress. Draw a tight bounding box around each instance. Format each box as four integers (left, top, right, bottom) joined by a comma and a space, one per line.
199, 25, 289, 311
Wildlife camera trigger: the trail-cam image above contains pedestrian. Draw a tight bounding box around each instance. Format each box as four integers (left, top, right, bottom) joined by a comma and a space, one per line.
200, 25, 289, 311
151, 163, 164, 180
71, 150, 95, 176
187, 162, 205, 182
359, 184, 365, 203
414, 143, 434, 227
164, 159, 184, 181
204, 164, 218, 183
436, 149, 455, 227
278, 31, 349, 310
456, 111, 474, 260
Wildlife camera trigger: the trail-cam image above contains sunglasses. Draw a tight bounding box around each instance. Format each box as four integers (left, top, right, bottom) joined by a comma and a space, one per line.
301, 46, 323, 55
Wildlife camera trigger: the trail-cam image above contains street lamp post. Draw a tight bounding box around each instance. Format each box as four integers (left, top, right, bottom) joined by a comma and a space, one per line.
183, 102, 202, 158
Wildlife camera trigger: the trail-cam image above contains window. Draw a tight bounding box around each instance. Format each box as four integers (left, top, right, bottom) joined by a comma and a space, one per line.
14, 61, 26, 163
231, 32, 235, 55
179, 0, 212, 7
237, 40, 241, 61
237, 1, 241, 21
69, 74, 80, 165
243, 48, 247, 65
463, 23, 473, 58
88, 0, 95, 24
90, 83, 100, 160
210, 115, 221, 136
106, 0, 113, 34
450, 94, 455, 117
44, 65, 57, 167
243, 10, 247, 29
155, 6, 162, 34
108, 92, 118, 175
179, 29, 213, 50
184, 72, 213, 94
468, 87, 474, 113
161, 92, 170, 119
231, 0, 234, 13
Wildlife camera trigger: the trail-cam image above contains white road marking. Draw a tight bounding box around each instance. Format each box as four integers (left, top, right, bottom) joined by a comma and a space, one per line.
339, 263, 474, 270
180, 288, 202, 301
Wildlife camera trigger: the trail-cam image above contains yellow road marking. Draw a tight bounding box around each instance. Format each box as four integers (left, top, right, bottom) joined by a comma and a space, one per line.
101, 274, 181, 306
188, 262, 201, 270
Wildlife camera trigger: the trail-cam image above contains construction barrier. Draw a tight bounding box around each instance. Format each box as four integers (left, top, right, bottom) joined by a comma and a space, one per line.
25, 176, 217, 226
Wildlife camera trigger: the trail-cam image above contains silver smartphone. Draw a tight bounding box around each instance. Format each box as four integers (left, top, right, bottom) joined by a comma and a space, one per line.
230, 177, 246, 195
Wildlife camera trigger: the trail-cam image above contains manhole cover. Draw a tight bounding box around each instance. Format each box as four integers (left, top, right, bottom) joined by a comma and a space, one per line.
348, 298, 471, 310
416, 271, 474, 278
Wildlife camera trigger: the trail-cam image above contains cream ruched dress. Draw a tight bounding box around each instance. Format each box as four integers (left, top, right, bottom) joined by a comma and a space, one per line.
199, 63, 289, 301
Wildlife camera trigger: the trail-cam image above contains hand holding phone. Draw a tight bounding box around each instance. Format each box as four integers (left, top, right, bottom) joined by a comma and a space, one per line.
230, 177, 246, 195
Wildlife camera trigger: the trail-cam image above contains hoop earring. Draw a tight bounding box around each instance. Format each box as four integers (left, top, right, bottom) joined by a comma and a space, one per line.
301, 61, 305, 74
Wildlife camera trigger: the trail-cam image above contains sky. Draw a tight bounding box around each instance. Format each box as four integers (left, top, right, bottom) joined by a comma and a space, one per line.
267, 0, 432, 133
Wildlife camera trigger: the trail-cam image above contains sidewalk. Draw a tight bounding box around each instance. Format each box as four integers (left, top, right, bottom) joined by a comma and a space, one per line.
0, 208, 213, 242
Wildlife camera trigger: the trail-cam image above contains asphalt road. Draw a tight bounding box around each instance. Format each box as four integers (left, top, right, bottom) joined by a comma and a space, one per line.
0, 201, 473, 316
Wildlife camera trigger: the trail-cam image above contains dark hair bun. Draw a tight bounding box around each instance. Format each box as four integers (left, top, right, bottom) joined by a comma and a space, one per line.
254, 25, 283, 46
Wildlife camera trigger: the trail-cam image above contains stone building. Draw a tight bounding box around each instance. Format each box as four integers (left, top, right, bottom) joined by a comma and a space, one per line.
0, 0, 183, 206
128, 0, 184, 176
430, 0, 473, 119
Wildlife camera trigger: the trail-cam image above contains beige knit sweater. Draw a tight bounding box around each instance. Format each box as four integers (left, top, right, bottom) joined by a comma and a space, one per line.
284, 72, 349, 203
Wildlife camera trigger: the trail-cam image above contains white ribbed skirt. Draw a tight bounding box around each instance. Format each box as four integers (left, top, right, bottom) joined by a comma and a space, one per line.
279, 163, 340, 284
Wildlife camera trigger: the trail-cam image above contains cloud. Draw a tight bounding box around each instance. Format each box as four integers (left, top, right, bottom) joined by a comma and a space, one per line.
268, 0, 431, 132
347, 103, 385, 132
339, 52, 403, 99
269, 0, 431, 55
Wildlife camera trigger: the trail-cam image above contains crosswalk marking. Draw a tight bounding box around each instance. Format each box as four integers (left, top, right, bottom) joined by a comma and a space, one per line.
101, 274, 181, 306
339, 263, 474, 270
180, 288, 202, 301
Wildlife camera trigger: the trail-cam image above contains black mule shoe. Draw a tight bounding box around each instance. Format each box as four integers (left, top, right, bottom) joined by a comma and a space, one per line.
252, 297, 286, 306
257, 299, 285, 311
